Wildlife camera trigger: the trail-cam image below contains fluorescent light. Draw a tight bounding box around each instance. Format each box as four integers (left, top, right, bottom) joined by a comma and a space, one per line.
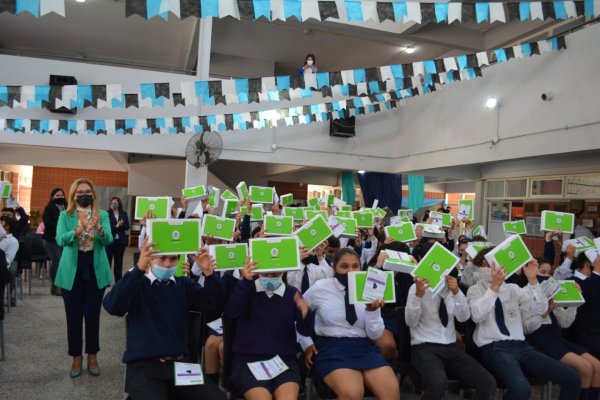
404, 47, 416, 54
76, 0, 86, 3
358, 170, 366, 174
485, 97, 498, 109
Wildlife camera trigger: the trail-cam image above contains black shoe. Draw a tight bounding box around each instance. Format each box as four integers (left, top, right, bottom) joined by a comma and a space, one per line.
10, 300, 16, 307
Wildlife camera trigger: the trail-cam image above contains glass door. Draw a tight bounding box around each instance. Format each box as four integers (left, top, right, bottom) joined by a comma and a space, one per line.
487, 201, 512, 245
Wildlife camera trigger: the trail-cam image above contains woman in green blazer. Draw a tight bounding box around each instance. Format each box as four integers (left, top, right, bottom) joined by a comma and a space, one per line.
55, 178, 113, 378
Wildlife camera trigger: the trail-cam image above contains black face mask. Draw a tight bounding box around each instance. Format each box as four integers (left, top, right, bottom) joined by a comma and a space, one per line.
334, 273, 348, 288
537, 275, 550, 283
76, 195, 93, 208
52, 198, 66, 206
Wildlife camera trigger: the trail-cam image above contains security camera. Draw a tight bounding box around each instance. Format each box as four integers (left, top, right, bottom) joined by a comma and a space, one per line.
541, 92, 553, 101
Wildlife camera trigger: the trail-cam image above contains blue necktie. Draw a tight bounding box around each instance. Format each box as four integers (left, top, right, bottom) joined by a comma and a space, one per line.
495, 298, 510, 336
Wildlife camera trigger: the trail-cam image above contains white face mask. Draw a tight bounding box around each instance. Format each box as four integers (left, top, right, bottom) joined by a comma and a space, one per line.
473, 267, 492, 286
307, 60, 314, 66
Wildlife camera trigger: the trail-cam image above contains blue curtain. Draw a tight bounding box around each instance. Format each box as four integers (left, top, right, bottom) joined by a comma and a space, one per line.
341, 171, 356, 206
357, 172, 402, 213
408, 175, 425, 211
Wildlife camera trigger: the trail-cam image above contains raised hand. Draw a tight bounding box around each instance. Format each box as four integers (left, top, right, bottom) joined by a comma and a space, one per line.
365, 299, 385, 311
137, 238, 159, 273
523, 259, 540, 284
193, 248, 214, 276
242, 257, 257, 281
490, 263, 506, 292
446, 275, 460, 295
414, 277, 429, 298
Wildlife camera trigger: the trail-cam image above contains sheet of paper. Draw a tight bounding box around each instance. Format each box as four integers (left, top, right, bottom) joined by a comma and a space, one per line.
328, 216, 345, 238
174, 362, 204, 386
458, 204, 471, 221
540, 276, 562, 299
362, 267, 388, 302
247, 355, 289, 381
207, 318, 224, 335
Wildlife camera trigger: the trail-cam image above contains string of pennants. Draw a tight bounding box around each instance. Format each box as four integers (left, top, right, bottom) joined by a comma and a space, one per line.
0, 37, 565, 110
0, 94, 401, 135
2, 0, 599, 24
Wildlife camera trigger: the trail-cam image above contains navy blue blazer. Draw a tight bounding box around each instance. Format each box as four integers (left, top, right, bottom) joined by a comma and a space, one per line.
108, 210, 130, 246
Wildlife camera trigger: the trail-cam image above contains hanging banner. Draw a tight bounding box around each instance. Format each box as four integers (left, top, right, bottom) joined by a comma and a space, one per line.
0, 37, 565, 111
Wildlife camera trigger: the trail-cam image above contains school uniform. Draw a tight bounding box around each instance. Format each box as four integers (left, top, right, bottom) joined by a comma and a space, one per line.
298, 277, 389, 380
287, 257, 333, 294
103, 267, 226, 400
570, 271, 600, 359
467, 277, 580, 400
522, 286, 587, 360
406, 284, 495, 400
223, 279, 314, 395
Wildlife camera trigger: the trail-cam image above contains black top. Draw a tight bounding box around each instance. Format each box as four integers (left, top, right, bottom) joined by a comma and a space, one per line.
42, 203, 62, 243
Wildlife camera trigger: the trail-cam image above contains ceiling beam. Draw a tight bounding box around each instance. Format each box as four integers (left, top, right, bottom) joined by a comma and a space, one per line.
405, 24, 486, 53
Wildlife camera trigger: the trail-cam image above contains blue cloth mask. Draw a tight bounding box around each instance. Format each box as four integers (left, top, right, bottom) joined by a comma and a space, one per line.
152, 264, 176, 282
259, 277, 283, 292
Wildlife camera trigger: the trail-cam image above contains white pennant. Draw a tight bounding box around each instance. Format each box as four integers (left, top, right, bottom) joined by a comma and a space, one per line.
106, 120, 116, 135
304, 73, 317, 90
489, 3, 506, 23
538, 40, 551, 54
301, 0, 320, 21
356, 82, 368, 96
379, 66, 393, 82
341, 70, 355, 85
219, 0, 240, 19
530, 2, 543, 20
412, 61, 425, 77
406, 2, 422, 23
40, 0, 66, 16
271, 0, 285, 21
49, 120, 59, 133
180, 81, 197, 106
513, 45, 524, 59
443, 57, 458, 71
362, 1, 378, 22
159, 0, 180, 18
448, 3, 462, 23
476, 52, 489, 66
564, 1, 577, 18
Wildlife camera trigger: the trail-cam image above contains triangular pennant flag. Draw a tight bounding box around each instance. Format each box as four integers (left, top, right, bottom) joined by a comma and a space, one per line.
40, 0, 65, 16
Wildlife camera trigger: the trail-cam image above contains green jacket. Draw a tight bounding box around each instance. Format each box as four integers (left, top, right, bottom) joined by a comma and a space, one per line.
55, 209, 113, 290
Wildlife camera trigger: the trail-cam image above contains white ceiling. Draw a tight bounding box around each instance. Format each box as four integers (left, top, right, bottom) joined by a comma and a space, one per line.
0, 0, 582, 78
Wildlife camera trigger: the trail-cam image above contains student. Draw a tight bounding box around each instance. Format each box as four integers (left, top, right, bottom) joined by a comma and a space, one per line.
523, 258, 600, 400
297, 53, 318, 76
288, 241, 333, 294
1, 206, 29, 239
0, 217, 19, 306
106, 196, 130, 282
224, 258, 314, 399
42, 188, 67, 295
467, 248, 581, 400
103, 240, 226, 400
406, 273, 496, 400
574, 213, 594, 240
300, 248, 400, 400
570, 252, 600, 360
55, 178, 113, 377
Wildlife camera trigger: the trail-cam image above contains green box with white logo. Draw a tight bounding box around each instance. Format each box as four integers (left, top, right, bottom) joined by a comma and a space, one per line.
249, 237, 301, 272
201, 214, 236, 242
295, 215, 333, 251
264, 215, 295, 236
147, 219, 202, 255
412, 242, 459, 292
135, 196, 171, 220
249, 186, 274, 204
209, 243, 248, 271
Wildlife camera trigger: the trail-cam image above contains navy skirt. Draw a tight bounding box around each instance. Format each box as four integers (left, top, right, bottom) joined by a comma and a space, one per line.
313, 336, 389, 380
230, 355, 300, 395
527, 324, 588, 360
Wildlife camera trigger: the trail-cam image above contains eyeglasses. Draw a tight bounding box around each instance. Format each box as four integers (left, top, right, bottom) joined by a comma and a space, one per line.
75, 191, 93, 196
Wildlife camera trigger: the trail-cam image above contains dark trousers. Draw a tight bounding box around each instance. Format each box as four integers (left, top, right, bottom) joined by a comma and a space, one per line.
106, 241, 126, 282
61, 253, 106, 357
125, 359, 226, 400
481, 340, 581, 400
8, 261, 17, 304
411, 343, 496, 400
43, 240, 62, 284
572, 331, 600, 360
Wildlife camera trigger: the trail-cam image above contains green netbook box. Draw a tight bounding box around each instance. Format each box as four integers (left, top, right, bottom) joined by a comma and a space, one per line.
430, 211, 452, 228
503, 220, 527, 235
336, 210, 352, 218
398, 209, 413, 219
308, 197, 320, 208
236, 181, 249, 200
341, 205, 353, 212
147, 219, 202, 255
220, 189, 239, 201
207, 187, 220, 208
283, 207, 305, 221
554, 280, 586, 307
249, 237, 301, 272
1, 181, 12, 199
384, 222, 416, 243
353, 212, 374, 228
465, 242, 493, 259
249, 186, 275, 204
201, 214, 236, 241
541, 210, 575, 234
484, 234, 532, 279
412, 242, 460, 292
305, 210, 328, 221
263, 215, 295, 236
336, 216, 358, 238
279, 193, 294, 206
347, 269, 396, 304
458, 199, 474, 221
222, 199, 239, 218
175, 254, 188, 277
182, 185, 208, 200
240, 204, 264, 222
209, 243, 248, 271
382, 250, 416, 274
135, 196, 171, 220
295, 215, 333, 251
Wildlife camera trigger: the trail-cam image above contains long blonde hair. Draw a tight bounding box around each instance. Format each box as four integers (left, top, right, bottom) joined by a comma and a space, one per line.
66, 178, 99, 216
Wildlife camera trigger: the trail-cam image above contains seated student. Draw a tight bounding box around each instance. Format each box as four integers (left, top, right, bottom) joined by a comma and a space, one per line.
570, 252, 600, 360
523, 257, 600, 400
103, 240, 226, 400
288, 241, 333, 294
0, 248, 9, 320
0, 217, 20, 307
1, 206, 29, 239
543, 228, 578, 280
323, 235, 340, 266
406, 273, 496, 400
467, 249, 581, 400
300, 248, 400, 400
223, 258, 314, 400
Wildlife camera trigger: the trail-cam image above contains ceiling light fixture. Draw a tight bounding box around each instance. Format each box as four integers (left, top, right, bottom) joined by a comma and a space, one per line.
358, 170, 366, 174
75, 0, 86, 3
404, 46, 416, 54
485, 97, 499, 109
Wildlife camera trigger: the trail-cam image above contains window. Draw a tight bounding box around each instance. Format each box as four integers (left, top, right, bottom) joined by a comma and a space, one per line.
486, 180, 505, 198
530, 178, 563, 197
507, 179, 527, 198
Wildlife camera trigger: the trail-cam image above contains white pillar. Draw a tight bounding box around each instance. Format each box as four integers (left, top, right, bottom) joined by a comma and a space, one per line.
473, 179, 485, 226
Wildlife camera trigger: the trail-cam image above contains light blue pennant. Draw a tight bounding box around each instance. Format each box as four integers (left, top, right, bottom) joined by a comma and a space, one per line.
435, 2, 448, 22
201, 0, 219, 18
519, 2, 531, 20
392, 0, 407, 21
316, 72, 330, 89
584, 0, 595, 17
235, 79, 249, 104
77, 85, 93, 109
253, 0, 271, 20
284, 0, 301, 20
146, 0, 169, 20
276, 76, 290, 91
424, 60, 437, 74
494, 49, 507, 62
16, 0, 39, 16
345, 0, 363, 21
475, 2, 489, 23
456, 55, 468, 70
390, 64, 404, 79
553, 1, 567, 19
353, 69, 366, 84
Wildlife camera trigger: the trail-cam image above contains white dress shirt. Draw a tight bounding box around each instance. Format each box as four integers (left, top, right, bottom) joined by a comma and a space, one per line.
460, 261, 476, 288
0, 233, 19, 265
297, 277, 384, 350
574, 225, 595, 241
522, 283, 577, 335
574, 270, 588, 281
287, 257, 333, 292
405, 284, 470, 345
467, 280, 547, 347
553, 258, 574, 280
